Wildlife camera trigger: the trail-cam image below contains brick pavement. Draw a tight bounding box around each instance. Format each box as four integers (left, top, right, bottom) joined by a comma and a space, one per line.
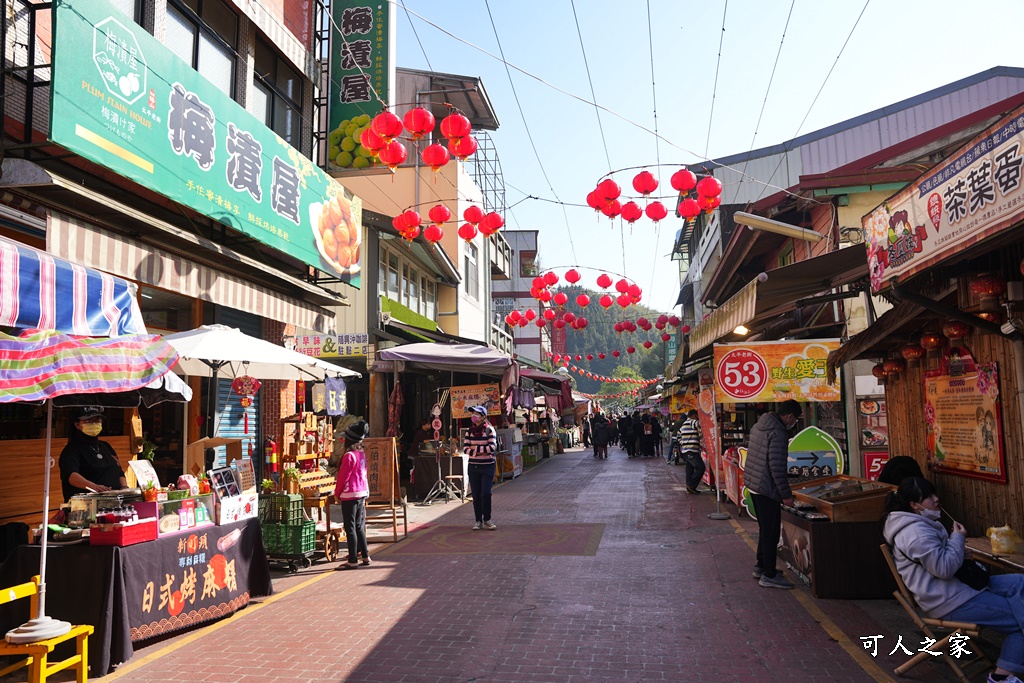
46, 444, 995, 682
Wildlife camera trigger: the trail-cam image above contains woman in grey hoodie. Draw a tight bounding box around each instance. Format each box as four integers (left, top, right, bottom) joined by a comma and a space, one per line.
883, 477, 1024, 683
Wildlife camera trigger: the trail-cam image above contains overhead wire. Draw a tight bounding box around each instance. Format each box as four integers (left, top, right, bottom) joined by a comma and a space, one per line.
644, 0, 663, 293
704, 0, 727, 161
569, 0, 612, 174
481, 0, 578, 264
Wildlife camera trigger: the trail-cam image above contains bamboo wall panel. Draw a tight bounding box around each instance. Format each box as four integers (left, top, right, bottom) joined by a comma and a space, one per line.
885, 332, 1024, 536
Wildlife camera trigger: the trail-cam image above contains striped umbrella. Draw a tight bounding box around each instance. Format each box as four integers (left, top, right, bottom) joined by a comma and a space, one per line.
0, 329, 180, 403
0, 328, 184, 644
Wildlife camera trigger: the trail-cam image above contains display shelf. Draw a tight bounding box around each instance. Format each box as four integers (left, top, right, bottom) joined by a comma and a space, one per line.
790, 475, 894, 523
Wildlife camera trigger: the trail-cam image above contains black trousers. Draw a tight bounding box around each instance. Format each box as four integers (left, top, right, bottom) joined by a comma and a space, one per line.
341, 497, 369, 562
684, 451, 705, 489
751, 493, 782, 579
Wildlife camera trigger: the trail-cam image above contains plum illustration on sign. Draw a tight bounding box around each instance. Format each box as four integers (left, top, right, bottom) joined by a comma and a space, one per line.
93, 16, 147, 105
787, 426, 844, 482
716, 348, 768, 401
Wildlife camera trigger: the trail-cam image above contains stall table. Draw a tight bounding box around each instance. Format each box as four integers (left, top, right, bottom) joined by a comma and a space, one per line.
0, 518, 271, 676
966, 537, 1024, 573
413, 453, 467, 501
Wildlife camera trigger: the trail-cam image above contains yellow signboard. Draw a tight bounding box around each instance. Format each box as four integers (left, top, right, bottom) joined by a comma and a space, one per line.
450, 383, 502, 418
713, 340, 841, 403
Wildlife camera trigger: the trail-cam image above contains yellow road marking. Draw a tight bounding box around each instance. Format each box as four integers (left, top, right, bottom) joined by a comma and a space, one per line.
75, 124, 154, 173
101, 571, 333, 680
729, 518, 893, 682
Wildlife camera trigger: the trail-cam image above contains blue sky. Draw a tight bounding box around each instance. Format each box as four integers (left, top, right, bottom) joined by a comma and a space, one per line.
393, 0, 1024, 313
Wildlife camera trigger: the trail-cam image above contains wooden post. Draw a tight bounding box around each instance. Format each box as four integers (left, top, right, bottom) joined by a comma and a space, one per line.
369, 372, 387, 438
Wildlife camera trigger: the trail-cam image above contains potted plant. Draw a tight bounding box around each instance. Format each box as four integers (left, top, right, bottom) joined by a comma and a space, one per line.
142, 481, 158, 502
260, 478, 275, 494
139, 437, 157, 461
282, 467, 300, 494
196, 473, 211, 495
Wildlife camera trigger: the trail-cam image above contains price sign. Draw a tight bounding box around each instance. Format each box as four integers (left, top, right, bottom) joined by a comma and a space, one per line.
715, 348, 768, 401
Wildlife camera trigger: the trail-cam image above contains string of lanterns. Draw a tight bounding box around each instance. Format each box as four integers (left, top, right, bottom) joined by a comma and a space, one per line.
359, 108, 479, 173
586, 166, 724, 225
391, 202, 504, 246
872, 315, 991, 381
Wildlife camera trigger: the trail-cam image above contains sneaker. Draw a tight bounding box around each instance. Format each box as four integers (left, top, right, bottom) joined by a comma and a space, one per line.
759, 574, 795, 589
483, 520, 497, 531
753, 566, 763, 579
472, 521, 483, 530
685, 486, 700, 494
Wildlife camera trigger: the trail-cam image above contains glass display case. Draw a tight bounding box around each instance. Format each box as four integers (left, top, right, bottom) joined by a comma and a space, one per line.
135, 494, 215, 536
790, 475, 895, 523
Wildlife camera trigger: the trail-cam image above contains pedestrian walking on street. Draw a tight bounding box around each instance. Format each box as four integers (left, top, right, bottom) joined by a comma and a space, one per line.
335, 420, 371, 569
676, 410, 704, 494
652, 412, 664, 459
464, 405, 498, 530
581, 416, 591, 448
637, 414, 656, 458
884, 477, 1024, 683
744, 399, 801, 589
591, 411, 611, 459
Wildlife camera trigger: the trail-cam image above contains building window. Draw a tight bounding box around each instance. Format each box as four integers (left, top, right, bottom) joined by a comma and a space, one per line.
253, 37, 302, 146
166, 0, 237, 99
387, 253, 400, 301
422, 277, 436, 320
464, 243, 479, 299
401, 264, 419, 312
108, 0, 141, 22
519, 250, 537, 277
778, 243, 794, 268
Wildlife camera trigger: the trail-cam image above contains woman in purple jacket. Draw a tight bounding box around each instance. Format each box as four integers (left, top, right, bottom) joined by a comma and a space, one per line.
335, 420, 371, 569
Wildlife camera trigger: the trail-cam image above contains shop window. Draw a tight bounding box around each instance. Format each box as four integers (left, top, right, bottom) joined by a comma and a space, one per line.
520, 250, 537, 277
253, 36, 302, 145
464, 243, 479, 300
166, 0, 237, 99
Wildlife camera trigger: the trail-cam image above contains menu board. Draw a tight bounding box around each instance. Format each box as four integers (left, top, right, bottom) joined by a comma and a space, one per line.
858, 399, 888, 447
450, 384, 502, 418
925, 362, 1006, 482
363, 437, 398, 504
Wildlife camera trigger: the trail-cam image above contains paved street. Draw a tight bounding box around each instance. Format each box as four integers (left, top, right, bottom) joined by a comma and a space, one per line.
92, 444, 973, 682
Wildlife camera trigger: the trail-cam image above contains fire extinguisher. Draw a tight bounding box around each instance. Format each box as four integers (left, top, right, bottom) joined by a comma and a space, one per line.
264, 437, 278, 474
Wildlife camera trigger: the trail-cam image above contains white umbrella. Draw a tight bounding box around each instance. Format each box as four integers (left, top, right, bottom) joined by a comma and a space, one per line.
164, 325, 360, 380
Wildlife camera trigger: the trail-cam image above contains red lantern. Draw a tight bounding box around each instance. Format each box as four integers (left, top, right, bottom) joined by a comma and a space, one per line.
942, 320, 971, 343
421, 143, 450, 172
553, 319, 565, 330
920, 333, 947, 354
423, 224, 444, 244
615, 279, 630, 293
464, 205, 484, 224
543, 271, 559, 286
457, 222, 478, 242
518, 317, 529, 328
671, 168, 697, 193
678, 197, 702, 221
668, 315, 681, 327
883, 359, 906, 376
642, 340, 653, 349
612, 350, 621, 358
618, 201, 643, 225
538, 289, 552, 303
576, 294, 590, 307
440, 112, 472, 139
633, 171, 659, 196
617, 294, 631, 308
696, 175, 723, 198
613, 322, 624, 333
969, 273, 1007, 312
480, 212, 504, 236
599, 294, 614, 309
586, 191, 602, 210
543, 309, 557, 320
661, 333, 671, 342
402, 225, 420, 241
680, 325, 691, 334
627, 346, 636, 354
448, 135, 478, 160
871, 363, 887, 380
976, 311, 1003, 326
536, 318, 546, 328
600, 199, 622, 218
371, 111, 403, 141
698, 194, 721, 214
597, 178, 621, 202
532, 276, 545, 290
554, 292, 569, 306
509, 309, 521, 322
645, 201, 668, 222
598, 353, 606, 359
428, 204, 451, 225
565, 269, 581, 284
597, 273, 613, 289
636, 317, 650, 330
360, 127, 385, 154
523, 308, 537, 321
402, 107, 435, 139
402, 210, 421, 230
563, 312, 577, 324
627, 283, 642, 299
657, 314, 669, 326
378, 139, 407, 170
901, 344, 926, 363
576, 317, 588, 329
231, 375, 261, 434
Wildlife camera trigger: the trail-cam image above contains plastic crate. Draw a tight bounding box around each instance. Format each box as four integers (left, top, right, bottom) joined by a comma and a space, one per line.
90, 520, 158, 546
258, 494, 273, 522
266, 494, 304, 524
262, 521, 314, 555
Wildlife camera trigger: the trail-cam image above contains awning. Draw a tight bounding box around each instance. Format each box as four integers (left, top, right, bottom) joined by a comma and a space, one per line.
0, 233, 145, 336
378, 342, 511, 375
689, 244, 868, 353
674, 282, 694, 307
825, 300, 925, 383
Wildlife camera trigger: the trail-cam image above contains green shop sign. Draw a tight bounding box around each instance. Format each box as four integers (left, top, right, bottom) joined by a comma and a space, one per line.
50, 0, 363, 287
327, 1, 393, 170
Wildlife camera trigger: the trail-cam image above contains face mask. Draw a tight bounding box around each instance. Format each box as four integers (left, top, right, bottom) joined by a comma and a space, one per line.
81, 423, 103, 437
919, 508, 942, 522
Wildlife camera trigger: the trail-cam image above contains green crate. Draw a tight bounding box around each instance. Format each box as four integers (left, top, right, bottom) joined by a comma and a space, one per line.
266, 494, 304, 524
262, 521, 314, 555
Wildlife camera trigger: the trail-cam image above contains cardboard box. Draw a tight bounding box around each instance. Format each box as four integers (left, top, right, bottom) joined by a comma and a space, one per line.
216, 492, 259, 524
185, 437, 244, 477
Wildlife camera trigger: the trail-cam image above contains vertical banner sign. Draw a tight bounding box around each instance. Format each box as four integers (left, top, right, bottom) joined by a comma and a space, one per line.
696, 368, 720, 489
327, 1, 394, 170
324, 377, 348, 416
363, 437, 398, 503
713, 340, 841, 403
50, 0, 363, 287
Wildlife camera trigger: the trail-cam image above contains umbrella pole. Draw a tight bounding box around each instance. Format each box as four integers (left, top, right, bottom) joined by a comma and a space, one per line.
6, 399, 72, 643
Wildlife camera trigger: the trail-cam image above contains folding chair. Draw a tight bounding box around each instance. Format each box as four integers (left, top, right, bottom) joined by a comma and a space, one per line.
879, 544, 991, 682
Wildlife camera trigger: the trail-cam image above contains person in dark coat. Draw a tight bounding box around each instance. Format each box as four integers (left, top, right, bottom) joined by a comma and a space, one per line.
618, 413, 633, 457
637, 414, 656, 458
744, 399, 802, 589
59, 406, 126, 501
591, 412, 611, 458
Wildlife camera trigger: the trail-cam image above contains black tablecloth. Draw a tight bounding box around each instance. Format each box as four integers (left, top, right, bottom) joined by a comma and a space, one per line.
413, 453, 467, 500
0, 518, 272, 676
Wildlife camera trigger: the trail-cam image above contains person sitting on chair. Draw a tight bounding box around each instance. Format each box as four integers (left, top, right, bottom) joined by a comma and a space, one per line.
883, 477, 1024, 683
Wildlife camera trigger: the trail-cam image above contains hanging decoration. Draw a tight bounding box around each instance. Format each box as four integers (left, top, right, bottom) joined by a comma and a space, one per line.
620, 201, 643, 224
968, 273, 1006, 312
596, 273, 612, 289
645, 201, 668, 223
479, 212, 504, 237
941, 320, 972, 346
423, 224, 444, 244
457, 223, 478, 242
900, 344, 925, 365
421, 144, 450, 172
448, 136, 478, 161
463, 205, 484, 225
378, 139, 407, 172
632, 170, 659, 197
230, 373, 261, 434
428, 204, 451, 226
371, 110, 403, 141
402, 107, 435, 140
